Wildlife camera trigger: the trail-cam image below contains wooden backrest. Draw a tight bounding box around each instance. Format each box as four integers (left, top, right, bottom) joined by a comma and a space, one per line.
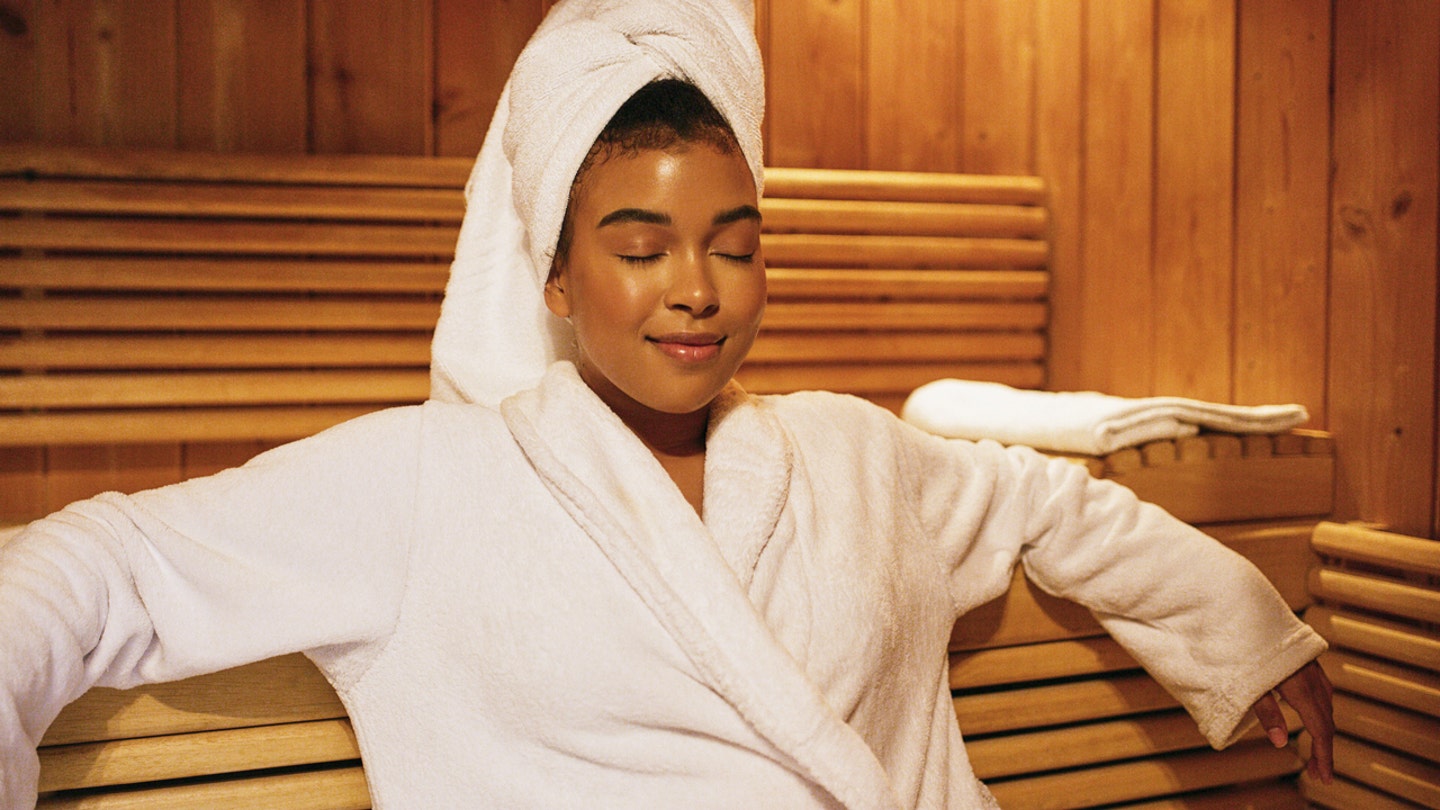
0, 145, 1050, 448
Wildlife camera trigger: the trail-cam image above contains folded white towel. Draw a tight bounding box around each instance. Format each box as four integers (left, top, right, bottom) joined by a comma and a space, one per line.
901, 379, 1309, 456
430, 0, 766, 406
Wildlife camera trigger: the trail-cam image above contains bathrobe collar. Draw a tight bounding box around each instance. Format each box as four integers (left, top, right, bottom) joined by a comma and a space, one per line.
500, 362, 900, 809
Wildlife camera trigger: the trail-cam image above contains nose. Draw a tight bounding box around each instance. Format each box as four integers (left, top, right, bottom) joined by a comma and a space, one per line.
664, 250, 720, 317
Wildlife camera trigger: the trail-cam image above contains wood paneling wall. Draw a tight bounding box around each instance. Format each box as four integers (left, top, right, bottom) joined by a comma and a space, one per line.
1, 0, 1437, 537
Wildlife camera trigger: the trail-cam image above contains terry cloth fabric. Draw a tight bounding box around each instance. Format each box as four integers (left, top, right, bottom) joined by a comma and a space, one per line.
901, 379, 1310, 456
429, 0, 766, 406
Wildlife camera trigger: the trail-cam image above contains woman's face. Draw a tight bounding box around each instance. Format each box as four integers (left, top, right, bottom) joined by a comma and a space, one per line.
544, 144, 765, 416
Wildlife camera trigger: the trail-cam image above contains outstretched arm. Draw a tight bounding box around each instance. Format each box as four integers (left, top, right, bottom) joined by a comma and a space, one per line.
1252, 658, 1335, 783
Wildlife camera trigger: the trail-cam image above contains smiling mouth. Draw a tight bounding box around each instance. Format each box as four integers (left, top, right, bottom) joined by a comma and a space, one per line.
648, 333, 725, 362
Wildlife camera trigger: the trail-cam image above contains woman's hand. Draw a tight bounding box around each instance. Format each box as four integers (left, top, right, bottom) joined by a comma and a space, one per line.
1250, 659, 1334, 783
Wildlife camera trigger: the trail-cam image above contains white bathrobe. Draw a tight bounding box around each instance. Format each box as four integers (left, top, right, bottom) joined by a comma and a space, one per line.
0, 363, 1325, 809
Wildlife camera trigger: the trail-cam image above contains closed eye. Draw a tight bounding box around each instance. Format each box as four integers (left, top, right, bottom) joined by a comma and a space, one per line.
715, 252, 755, 263
617, 254, 664, 265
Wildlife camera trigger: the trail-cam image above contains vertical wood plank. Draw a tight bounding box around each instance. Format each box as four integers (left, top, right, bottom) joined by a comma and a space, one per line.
765, 0, 864, 169
865, 0, 961, 172
1034, 0, 1084, 391
308, 0, 434, 155
434, 0, 546, 158
32, 0, 179, 147
1234, 0, 1330, 424
177, 0, 308, 153
0, 0, 38, 142
1152, 0, 1235, 402
1329, 0, 1439, 535
1078, 0, 1156, 397
961, 0, 1035, 175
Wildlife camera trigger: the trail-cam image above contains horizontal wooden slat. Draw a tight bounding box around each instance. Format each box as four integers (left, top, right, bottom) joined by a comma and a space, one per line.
1310, 566, 1440, 624
760, 198, 1047, 238
949, 636, 1136, 690
1307, 605, 1440, 671
764, 268, 1048, 300
0, 179, 464, 222
1333, 692, 1440, 764
38, 719, 359, 792
0, 407, 378, 446
2, 217, 460, 258
1322, 650, 1440, 718
1105, 454, 1334, 524
1324, 734, 1440, 808
1300, 771, 1427, 810
762, 233, 1048, 269
0, 143, 470, 189
762, 166, 1046, 205
0, 297, 441, 331
969, 707, 1292, 782
42, 655, 344, 746
747, 332, 1045, 364
761, 300, 1047, 331
736, 361, 1045, 397
0, 257, 449, 293
37, 764, 370, 810
0, 370, 428, 409
984, 740, 1301, 810
1113, 781, 1306, 809
954, 672, 1178, 736
1312, 521, 1440, 577
0, 335, 434, 371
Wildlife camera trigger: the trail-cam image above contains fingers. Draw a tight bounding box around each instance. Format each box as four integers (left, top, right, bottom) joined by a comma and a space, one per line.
1250, 691, 1290, 748
1278, 661, 1335, 784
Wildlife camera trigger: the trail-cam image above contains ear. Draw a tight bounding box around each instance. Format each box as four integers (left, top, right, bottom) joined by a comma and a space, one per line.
543, 271, 572, 319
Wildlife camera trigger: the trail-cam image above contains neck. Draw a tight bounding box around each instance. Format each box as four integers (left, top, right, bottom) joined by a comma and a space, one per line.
577, 365, 709, 458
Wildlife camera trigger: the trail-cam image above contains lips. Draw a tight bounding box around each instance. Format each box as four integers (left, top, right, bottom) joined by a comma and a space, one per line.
648, 332, 724, 363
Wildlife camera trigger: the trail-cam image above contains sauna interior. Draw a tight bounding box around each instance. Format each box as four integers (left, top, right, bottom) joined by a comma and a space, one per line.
1, 1, 1438, 809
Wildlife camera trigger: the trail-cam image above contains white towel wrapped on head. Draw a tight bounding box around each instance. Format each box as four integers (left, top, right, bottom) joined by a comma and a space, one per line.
429, 0, 765, 406
901, 379, 1309, 456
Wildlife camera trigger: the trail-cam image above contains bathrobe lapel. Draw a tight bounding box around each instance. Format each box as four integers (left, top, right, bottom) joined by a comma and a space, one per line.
501, 364, 900, 810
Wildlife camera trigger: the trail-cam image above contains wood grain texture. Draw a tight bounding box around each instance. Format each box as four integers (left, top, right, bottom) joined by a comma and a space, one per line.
1234, 0, 1330, 424
1329, 0, 1440, 536
764, 0, 863, 168
961, 0, 1034, 174
1153, 0, 1235, 402
864, 0, 960, 171
434, 0, 545, 157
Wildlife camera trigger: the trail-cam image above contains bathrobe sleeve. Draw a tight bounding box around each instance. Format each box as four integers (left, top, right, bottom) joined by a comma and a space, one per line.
896, 420, 1326, 750
0, 406, 425, 806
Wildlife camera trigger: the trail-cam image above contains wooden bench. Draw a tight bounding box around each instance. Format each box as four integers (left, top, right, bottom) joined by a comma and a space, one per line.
0, 145, 1340, 809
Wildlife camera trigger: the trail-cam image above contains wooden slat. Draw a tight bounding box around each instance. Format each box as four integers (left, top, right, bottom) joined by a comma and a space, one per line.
969, 707, 1290, 782
954, 672, 1178, 736
42, 655, 344, 746
763, 268, 1048, 300
1300, 772, 1428, 810
38, 719, 359, 792
1105, 454, 1334, 524
949, 636, 1136, 690
1312, 521, 1440, 577
0, 257, 450, 293
1, 217, 460, 258
736, 361, 1045, 397
1324, 734, 1440, 808
761, 233, 1048, 269
1307, 606, 1440, 672
759, 198, 1047, 238
1309, 566, 1440, 625
1322, 650, 1440, 718
0, 144, 472, 188
762, 166, 1046, 205
0, 370, 429, 409
0, 298, 441, 331
0, 335, 434, 371
37, 765, 370, 810
0, 179, 465, 222
1333, 692, 1440, 765
746, 332, 1045, 364
0, 407, 378, 447
760, 300, 1047, 331
1115, 781, 1306, 810
985, 740, 1301, 810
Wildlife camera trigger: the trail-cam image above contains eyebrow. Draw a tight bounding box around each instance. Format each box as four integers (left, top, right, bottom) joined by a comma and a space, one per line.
595, 204, 763, 229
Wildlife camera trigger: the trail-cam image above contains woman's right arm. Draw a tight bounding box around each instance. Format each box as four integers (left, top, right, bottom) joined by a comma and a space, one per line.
0, 406, 428, 806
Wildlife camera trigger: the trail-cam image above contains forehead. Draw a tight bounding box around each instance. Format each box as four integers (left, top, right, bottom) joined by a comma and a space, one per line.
571, 145, 757, 220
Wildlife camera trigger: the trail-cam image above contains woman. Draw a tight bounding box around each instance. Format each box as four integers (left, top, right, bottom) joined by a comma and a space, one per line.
0, 2, 1331, 808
